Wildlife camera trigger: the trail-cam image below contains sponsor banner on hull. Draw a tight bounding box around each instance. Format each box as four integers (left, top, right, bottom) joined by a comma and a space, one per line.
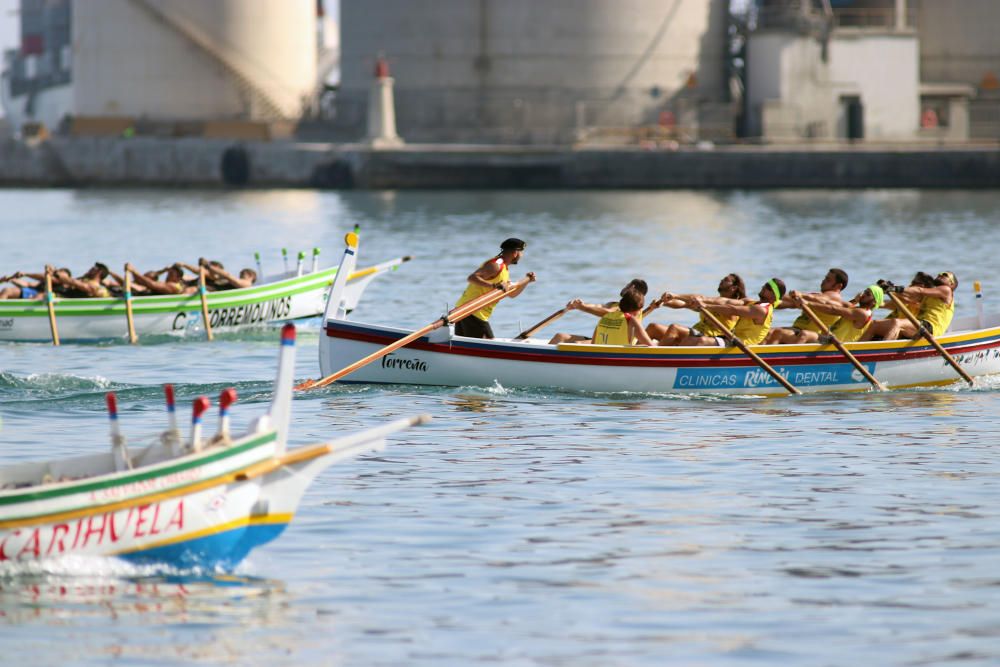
673, 362, 877, 391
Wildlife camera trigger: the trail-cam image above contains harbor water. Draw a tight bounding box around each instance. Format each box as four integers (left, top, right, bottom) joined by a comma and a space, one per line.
2, 189, 1000, 665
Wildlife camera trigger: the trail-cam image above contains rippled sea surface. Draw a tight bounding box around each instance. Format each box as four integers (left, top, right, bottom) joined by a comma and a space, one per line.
2, 189, 1000, 666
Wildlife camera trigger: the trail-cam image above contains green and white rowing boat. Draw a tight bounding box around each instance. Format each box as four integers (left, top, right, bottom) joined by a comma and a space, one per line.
0, 254, 411, 343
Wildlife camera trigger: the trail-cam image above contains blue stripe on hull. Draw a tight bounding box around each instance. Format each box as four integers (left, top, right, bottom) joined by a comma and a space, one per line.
120, 522, 289, 570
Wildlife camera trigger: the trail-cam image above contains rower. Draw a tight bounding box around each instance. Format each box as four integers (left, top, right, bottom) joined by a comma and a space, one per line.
126, 262, 197, 295
789, 284, 884, 344
764, 268, 848, 344
453, 238, 535, 339
197, 258, 257, 290
646, 273, 745, 345
549, 278, 648, 344
861, 271, 958, 341
674, 278, 786, 347
591, 287, 657, 347
53, 262, 113, 298
0, 271, 44, 300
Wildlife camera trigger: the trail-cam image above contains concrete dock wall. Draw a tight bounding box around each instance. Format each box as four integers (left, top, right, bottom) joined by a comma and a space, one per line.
0, 137, 997, 189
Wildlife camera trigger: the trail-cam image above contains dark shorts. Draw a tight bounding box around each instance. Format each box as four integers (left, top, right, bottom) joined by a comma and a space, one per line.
918, 320, 936, 337
455, 317, 494, 339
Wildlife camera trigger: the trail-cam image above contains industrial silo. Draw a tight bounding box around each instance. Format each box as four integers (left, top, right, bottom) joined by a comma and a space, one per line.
336, 0, 731, 144
72, 0, 317, 122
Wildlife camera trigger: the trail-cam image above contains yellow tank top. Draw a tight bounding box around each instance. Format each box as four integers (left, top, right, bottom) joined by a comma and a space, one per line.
918, 295, 955, 336
732, 302, 774, 345
694, 312, 737, 337
792, 308, 840, 333
829, 309, 872, 343
85, 279, 110, 298
593, 310, 633, 346
455, 258, 509, 322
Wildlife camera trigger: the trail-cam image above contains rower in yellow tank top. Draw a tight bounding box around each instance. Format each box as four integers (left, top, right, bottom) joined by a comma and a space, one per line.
861, 271, 957, 342
646, 273, 747, 346
589, 289, 656, 347
549, 278, 650, 345
764, 268, 849, 345
453, 238, 536, 339
780, 284, 884, 345
669, 277, 786, 348
918, 294, 955, 337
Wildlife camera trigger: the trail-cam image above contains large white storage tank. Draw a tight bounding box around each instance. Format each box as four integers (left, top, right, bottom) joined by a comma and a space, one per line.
72, 0, 317, 121
337, 0, 731, 143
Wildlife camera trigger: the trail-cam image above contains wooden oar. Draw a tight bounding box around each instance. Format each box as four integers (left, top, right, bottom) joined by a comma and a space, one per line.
697, 306, 800, 395
515, 307, 567, 340
886, 291, 973, 385
199, 266, 214, 341
44, 267, 60, 346
297, 276, 534, 391
124, 267, 137, 344
798, 301, 884, 391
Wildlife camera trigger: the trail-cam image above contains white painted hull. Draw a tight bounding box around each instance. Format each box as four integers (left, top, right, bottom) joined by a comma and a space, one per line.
320, 318, 1000, 395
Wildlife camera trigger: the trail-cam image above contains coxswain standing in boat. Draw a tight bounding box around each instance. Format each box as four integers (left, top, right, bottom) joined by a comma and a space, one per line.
125, 262, 198, 295
591, 287, 657, 346
548, 279, 648, 344
787, 284, 885, 344
764, 268, 849, 344
860, 271, 957, 341
664, 278, 787, 346
645, 273, 746, 345
454, 238, 535, 339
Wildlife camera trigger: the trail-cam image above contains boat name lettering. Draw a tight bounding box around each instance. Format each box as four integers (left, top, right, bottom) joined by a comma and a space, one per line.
89, 466, 202, 502
951, 348, 1000, 366
0, 499, 185, 561
381, 354, 428, 372
209, 297, 292, 329
0, 318, 12, 330
674, 362, 875, 390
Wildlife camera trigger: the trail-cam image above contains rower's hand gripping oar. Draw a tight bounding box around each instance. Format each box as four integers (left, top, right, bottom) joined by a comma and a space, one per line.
885, 290, 974, 386
798, 300, 885, 391
697, 305, 801, 396
297, 275, 536, 391
515, 306, 568, 340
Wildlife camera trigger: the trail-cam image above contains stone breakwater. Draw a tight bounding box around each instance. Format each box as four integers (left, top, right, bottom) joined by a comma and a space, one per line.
1, 137, 998, 189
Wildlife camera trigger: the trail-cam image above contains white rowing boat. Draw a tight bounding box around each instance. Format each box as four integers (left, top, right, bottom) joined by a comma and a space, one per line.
0, 251, 411, 343
0, 324, 428, 569
316, 306, 1000, 396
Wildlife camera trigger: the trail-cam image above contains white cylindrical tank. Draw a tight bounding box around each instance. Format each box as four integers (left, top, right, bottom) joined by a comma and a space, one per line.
72, 0, 317, 121
337, 0, 730, 143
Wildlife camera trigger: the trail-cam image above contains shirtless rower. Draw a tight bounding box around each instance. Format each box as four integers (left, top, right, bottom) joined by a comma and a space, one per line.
53, 263, 114, 298
860, 271, 957, 341
548, 279, 648, 344
180, 259, 257, 290
125, 262, 197, 295
454, 238, 536, 339
0, 272, 44, 300
669, 278, 787, 347
646, 273, 746, 345
764, 268, 848, 344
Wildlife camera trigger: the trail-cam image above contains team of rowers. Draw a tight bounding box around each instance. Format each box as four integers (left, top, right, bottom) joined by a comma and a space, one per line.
456, 239, 958, 346
0, 260, 257, 300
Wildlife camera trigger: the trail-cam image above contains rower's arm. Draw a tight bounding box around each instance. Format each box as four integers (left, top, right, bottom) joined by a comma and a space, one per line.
903, 284, 952, 303
57, 275, 100, 297
507, 272, 536, 298
467, 260, 503, 288
628, 317, 657, 346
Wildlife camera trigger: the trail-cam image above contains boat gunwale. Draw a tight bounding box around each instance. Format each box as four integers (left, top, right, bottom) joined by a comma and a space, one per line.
0, 430, 278, 508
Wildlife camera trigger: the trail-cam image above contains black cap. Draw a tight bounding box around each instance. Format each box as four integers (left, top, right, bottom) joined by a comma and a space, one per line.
500, 238, 526, 252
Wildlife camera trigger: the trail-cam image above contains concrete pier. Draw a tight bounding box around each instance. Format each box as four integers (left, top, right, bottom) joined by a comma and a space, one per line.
0, 137, 997, 189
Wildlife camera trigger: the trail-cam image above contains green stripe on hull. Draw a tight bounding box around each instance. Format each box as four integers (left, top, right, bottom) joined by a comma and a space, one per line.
0, 268, 338, 318
0, 431, 276, 507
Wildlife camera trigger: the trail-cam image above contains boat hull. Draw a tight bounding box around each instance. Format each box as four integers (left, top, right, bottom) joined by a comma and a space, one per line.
0, 258, 404, 343
320, 319, 1000, 395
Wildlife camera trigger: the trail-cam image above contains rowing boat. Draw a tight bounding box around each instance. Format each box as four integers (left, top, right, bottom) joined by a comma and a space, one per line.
0, 324, 428, 569
317, 311, 1000, 395
0, 254, 411, 343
